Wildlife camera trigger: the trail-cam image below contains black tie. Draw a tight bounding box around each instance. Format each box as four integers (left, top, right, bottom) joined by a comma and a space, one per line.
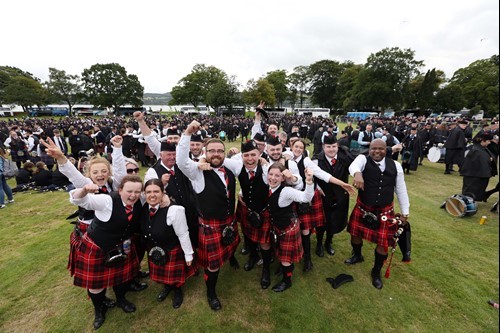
59, 137, 65, 152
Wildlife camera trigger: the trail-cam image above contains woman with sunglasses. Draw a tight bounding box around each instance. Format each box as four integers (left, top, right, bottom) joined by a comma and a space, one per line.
124, 157, 140, 175
141, 178, 196, 309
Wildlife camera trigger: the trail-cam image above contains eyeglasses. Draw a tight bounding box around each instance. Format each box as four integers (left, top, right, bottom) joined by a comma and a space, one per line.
207, 149, 225, 154
126, 167, 140, 174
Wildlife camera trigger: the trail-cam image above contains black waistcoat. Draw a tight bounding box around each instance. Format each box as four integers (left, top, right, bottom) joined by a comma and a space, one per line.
267, 185, 294, 230
238, 163, 268, 212
362, 131, 373, 143
87, 193, 141, 252
140, 205, 180, 251
359, 156, 396, 207
197, 168, 236, 219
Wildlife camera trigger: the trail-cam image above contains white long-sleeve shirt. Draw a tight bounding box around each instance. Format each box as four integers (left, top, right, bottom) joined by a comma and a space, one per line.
348, 154, 410, 215
270, 182, 315, 207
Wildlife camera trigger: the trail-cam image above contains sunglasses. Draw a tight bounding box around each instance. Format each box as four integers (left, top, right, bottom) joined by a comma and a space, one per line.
126, 167, 140, 174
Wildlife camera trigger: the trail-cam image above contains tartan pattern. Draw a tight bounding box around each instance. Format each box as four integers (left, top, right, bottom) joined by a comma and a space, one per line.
197, 216, 240, 270
148, 244, 197, 285
236, 203, 271, 244
73, 233, 140, 289
296, 190, 326, 230
67, 222, 89, 276
347, 198, 398, 248
274, 219, 303, 263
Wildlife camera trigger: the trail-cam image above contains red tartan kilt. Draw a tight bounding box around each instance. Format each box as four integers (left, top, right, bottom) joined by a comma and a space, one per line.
148, 245, 197, 286
236, 204, 271, 244
73, 233, 140, 289
68, 222, 89, 276
274, 219, 303, 264
197, 216, 240, 270
347, 198, 398, 248
296, 190, 325, 230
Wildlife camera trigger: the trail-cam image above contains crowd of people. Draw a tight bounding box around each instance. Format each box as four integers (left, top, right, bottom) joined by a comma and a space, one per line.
0, 108, 498, 329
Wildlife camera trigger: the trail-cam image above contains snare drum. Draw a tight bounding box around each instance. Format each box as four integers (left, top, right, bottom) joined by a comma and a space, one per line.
428, 146, 441, 163
445, 194, 478, 217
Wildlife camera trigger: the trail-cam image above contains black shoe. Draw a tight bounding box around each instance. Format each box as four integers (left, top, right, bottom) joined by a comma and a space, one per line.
303, 259, 313, 272
138, 271, 150, 278
172, 288, 183, 309
207, 296, 222, 311
344, 255, 364, 265
116, 298, 136, 313
402, 252, 412, 263
260, 268, 271, 289
325, 244, 335, 256
103, 296, 116, 308
371, 269, 383, 289
244, 256, 258, 271
272, 280, 291, 292
229, 256, 240, 269
315, 244, 324, 257
128, 279, 148, 292
157, 285, 172, 302
93, 305, 107, 330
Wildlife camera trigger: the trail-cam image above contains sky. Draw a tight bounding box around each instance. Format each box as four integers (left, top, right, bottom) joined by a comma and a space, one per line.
1, 0, 498, 93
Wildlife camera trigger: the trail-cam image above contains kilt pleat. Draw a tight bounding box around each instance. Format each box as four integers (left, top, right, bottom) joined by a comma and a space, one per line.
296, 190, 325, 230
274, 219, 303, 263
67, 222, 89, 277
347, 198, 398, 248
197, 216, 240, 270
148, 245, 197, 286
73, 233, 139, 289
236, 204, 271, 244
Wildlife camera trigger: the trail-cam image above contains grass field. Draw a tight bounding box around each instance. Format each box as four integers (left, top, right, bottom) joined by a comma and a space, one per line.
0, 140, 498, 333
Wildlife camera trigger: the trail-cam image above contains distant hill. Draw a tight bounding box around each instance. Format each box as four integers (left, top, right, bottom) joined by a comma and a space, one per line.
143, 92, 172, 105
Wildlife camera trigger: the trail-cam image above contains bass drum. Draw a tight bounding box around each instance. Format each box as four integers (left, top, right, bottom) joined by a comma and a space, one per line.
445, 194, 478, 217
427, 146, 441, 163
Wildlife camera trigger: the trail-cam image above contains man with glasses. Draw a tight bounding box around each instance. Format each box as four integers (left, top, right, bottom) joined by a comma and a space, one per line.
177, 120, 242, 311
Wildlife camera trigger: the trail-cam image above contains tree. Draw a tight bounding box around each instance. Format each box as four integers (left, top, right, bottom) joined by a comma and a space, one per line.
336, 64, 364, 111
81, 63, 144, 111
242, 79, 276, 107
434, 84, 465, 112
170, 64, 226, 107
2, 76, 47, 112
0, 66, 39, 106
446, 56, 499, 115
352, 47, 424, 110
288, 65, 310, 108
206, 75, 242, 113
46, 67, 83, 115
308, 60, 345, 109
264, 70, 289, 108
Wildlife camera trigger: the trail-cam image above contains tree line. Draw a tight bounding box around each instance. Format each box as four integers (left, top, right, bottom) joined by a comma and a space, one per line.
0, 47, 498, 116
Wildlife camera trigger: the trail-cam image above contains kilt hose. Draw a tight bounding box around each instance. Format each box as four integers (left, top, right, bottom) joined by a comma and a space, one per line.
148, 245, 197, 286
73, 233, 140, 289
296, 190, 326, 231
273, 219, 303, 263
236, 203, 271, 244
197, 216, 240, 270
68, 222, 89, 277
347, 198, 398, 249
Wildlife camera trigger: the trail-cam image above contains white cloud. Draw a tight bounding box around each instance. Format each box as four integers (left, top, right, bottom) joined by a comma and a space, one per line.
0, 0, 498, 92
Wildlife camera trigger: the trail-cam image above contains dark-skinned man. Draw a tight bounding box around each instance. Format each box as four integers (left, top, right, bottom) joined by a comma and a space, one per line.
345, 138, 410, 289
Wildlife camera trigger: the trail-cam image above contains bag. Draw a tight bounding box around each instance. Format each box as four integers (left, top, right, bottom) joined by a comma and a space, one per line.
361, 211, 380, 230
2, 158, 18, 178
149, 246, 167, 266
221, 225, 236, 246
248, 210, 263, 228
104, 247, 127, 268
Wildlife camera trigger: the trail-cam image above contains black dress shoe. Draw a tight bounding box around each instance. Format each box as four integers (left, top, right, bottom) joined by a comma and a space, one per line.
344, 255, 364, 265
303, 260, 313, 272
157, 285, 172, 302
271, 280, 291, 292
371, 269, 383, 289
229, 256, 240, 269
207, 296, 222, 311
103, 296, 116, 308
260, 268, 271, 289
402, 252, 412, 263
93, 305, 107, 330
138, 270, 150, 278
172, 288, 183, 309
129, 279, 148, 292
315, 244, 324, 257
117, 298, 136, 313
325, 244, 335, 256
244, 256, 258, 271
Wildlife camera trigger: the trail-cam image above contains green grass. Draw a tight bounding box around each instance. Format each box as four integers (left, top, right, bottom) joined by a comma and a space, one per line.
0, 139, 498, 333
